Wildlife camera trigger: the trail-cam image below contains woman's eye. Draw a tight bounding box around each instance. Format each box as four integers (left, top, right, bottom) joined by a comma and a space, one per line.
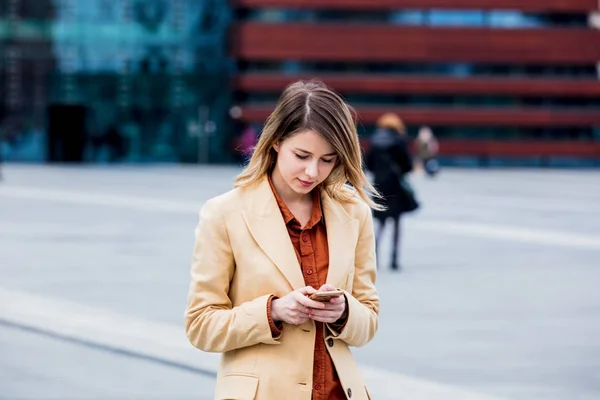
322, 158, 334, 164
295, 154, 309, 160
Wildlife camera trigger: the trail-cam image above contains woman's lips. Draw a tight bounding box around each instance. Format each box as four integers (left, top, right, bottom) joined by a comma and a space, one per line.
298, 178, 314, 187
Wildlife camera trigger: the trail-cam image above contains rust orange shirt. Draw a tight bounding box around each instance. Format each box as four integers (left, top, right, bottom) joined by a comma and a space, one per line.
267, 177, 347, 400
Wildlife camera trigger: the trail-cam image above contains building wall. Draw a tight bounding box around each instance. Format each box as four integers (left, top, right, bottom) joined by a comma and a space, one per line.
231, 2, 600, 166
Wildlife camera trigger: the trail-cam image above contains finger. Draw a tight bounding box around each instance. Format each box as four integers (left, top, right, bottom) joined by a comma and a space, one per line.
292, 308, 311, 318
315, 297, 344, 309
312, 298, 343, 308
327, 295, 344, 304
295, 294, 326, 309
318, 284, 337, 292
297, 286, 318, 295
289, 302, 311, 315
322, 306, 344, 314
308, 309, 341, 319
312, 309, 343, 319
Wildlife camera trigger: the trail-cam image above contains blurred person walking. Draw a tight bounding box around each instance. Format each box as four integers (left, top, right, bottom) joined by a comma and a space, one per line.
415, 126, 440, 177
186, 81, 380, 400
365, 113, 418, 271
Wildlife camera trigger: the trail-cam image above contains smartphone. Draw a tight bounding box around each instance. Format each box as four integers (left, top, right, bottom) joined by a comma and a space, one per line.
309, 289, 344, 302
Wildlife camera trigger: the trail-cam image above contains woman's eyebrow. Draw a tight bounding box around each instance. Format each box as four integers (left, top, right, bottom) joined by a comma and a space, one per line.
295, 148, 337, 156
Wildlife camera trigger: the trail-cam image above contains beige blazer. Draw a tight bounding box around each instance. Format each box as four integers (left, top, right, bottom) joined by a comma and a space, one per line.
185, 176, 379, 400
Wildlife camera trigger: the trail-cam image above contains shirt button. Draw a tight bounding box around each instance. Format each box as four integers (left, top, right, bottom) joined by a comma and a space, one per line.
347, 388, 352, 397
315, 384, 321, 390
302, 235, 308, 242
327, 338, 334, 347
307, 269, 313, 275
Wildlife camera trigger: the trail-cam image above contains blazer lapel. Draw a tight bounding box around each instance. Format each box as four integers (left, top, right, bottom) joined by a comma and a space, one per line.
241, 178, 306, 290
322, 190, 360, 289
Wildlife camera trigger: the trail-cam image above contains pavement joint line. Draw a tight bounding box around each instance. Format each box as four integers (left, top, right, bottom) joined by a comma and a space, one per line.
0, 318, 217, 378
0, 287, 511, 400
411, 220, 600, 250
1, 185, 599, 251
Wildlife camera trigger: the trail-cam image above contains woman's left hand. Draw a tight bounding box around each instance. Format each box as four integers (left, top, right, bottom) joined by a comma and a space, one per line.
307, 284, 347, 323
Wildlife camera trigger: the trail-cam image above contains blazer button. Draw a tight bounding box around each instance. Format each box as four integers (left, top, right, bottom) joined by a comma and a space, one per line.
327, 338, 334, 347
347, 388, 352, 398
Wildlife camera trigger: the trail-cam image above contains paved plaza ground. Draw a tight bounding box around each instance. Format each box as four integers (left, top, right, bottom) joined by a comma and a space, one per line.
0, 164, 599, 399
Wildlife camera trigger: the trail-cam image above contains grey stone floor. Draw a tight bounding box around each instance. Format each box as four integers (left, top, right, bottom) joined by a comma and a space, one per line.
0, 164, 599, 400
0, 323, 214, 400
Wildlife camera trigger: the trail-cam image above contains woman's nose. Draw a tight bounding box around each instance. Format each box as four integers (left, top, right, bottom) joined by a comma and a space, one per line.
305, 162, 318, 178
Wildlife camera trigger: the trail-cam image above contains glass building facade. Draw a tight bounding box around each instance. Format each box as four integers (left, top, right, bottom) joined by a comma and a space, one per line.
1, 0, 233, 163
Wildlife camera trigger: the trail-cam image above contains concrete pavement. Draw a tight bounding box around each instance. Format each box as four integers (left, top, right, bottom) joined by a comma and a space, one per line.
1, 164, 599, 399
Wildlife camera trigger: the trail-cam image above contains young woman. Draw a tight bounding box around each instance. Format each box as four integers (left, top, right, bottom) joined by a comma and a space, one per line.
185, 81, 380, 400
365, 113, 416, 271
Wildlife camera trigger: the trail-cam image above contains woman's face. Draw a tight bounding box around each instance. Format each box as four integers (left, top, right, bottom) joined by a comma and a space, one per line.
272, 129, 338, 198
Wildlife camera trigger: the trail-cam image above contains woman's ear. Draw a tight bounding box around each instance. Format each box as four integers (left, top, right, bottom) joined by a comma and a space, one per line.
273, 142, 280, 152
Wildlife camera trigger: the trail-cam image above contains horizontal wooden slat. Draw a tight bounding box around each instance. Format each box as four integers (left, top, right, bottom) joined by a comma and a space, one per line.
231, 135, 600, 158
427, 140, 600, 157
234, 73, 600, 97
358, 139, 600, 158
233, 0, 598, 12
239, 105, 600, 127
232, 23, 600, 64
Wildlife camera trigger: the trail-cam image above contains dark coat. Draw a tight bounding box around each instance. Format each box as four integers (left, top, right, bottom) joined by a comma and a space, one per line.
365, 128, 414, 219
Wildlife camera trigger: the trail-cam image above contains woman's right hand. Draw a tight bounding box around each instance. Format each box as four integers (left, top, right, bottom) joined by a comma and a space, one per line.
271, 286, 325, 325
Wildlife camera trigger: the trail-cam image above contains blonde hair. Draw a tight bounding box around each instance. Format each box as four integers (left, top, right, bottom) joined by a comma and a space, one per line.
376, 113, 406, 135
234, 80, 383, 210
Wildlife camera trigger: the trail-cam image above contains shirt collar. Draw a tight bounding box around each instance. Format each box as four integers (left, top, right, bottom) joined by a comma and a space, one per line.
268, 174, 323, 228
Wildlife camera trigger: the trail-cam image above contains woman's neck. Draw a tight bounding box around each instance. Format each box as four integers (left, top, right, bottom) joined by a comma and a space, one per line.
270, 170, 312, 206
